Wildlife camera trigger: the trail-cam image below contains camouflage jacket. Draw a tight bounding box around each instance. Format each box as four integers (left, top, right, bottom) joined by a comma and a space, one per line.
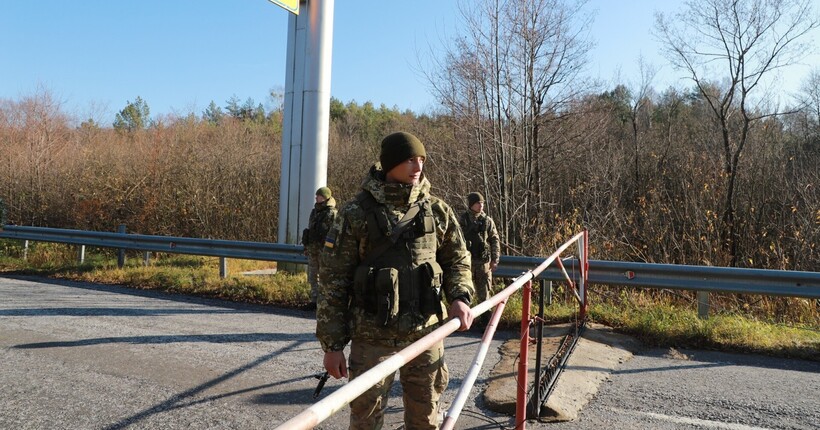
303, 197, 337, 256
316, 164, 474, 352
459, 210, 501, 263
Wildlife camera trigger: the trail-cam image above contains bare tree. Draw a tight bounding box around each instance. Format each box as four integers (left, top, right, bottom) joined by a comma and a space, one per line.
625, 57, 657, 197
655, 0, 820, 265
427, 0, 594, 250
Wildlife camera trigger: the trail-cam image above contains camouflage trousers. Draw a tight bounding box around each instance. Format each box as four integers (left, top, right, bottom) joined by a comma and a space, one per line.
348, 339, 449, 430
307, 253, 320, 304
471, 260, 493, 305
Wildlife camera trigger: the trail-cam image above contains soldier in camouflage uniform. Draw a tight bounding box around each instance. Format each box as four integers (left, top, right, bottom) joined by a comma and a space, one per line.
302, 186, 337, 307
317, 131, 475, 430
459, 192, 501, 310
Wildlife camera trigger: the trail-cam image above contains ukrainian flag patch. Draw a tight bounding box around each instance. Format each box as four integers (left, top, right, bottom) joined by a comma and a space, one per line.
324, 236, 335, 249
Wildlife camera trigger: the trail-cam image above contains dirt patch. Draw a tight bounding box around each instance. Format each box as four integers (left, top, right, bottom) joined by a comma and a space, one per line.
484, 322, 640, 421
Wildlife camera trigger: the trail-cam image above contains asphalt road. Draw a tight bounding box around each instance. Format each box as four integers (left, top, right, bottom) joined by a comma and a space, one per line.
1, 275, 818, 430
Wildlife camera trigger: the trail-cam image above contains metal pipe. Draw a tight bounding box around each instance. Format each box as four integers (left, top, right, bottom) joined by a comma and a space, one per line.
530, 279, 546, 418
440, 300, 508, 430
274, 317, 462, 430
516, 280, 533, 430
581, 230, 588, 319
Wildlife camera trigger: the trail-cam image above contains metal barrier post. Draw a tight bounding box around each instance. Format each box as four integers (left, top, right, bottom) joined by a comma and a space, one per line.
697, 291, 710, 319
530, 279, 547, 417
117, 224, 126, 268
219, 257, 228, 279
23, 240, 29, 261
78, 245, 85, 264
580, 230, 589, 320
143, 252, 150, 267
516, 280, 533, 430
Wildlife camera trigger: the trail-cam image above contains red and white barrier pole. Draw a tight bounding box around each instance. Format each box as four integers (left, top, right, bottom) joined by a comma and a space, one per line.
274, 231, 586, 429
440, 300, 508, 430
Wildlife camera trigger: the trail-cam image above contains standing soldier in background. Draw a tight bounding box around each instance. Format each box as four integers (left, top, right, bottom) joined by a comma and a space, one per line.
302, 186, 337, 309
459, 192, 500, 316
317, 131, 474, 429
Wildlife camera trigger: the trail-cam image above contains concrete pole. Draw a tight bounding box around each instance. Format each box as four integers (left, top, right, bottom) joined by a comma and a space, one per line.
278, 0, 334, 272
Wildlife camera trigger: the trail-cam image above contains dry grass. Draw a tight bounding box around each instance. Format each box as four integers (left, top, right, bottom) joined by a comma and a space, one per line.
2, 242, 816, 361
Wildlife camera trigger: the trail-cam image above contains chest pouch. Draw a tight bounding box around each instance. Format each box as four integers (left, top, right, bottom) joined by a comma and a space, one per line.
375, 267, 400, 326
353, 266, 377, 313
353, 265, 401, 326
418, 261, 444, 315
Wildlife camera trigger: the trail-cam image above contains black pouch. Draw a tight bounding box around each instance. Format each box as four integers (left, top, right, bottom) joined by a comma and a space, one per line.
375, 267, 400, 326
301, 228, 310, 246
353, 265, 376, 313
419, 261, 443, 315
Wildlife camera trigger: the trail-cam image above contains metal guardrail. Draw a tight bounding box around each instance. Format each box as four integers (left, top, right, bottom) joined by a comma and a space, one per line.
2, 225, 819, 299
0, 225, 306, 265
496, 256, 820, 299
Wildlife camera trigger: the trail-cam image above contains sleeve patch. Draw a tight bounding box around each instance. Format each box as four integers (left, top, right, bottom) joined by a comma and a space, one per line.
324, 236, 336, 249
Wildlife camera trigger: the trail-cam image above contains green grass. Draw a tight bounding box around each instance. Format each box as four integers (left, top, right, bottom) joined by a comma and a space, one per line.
1, 240, 817, 361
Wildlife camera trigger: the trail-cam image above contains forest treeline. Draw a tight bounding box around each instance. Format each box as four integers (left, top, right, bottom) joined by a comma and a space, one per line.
1, 0, 818, 274
1, 84, 817, 272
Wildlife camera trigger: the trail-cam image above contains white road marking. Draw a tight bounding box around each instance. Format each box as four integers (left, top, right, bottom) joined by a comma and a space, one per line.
607, 407, 772, 430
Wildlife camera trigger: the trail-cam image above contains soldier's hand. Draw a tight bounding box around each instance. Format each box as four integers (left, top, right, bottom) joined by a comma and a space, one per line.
324, 350, 348, 379
449, 300, 473, 331
490, 260, 498, 271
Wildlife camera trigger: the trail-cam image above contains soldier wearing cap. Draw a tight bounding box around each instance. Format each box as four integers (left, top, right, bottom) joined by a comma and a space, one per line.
317, 131, 474, 429
302, 186, 337, 308
459, 192, 501, 314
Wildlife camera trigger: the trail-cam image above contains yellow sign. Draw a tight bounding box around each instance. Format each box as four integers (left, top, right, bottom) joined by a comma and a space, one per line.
268, 0, 299, 15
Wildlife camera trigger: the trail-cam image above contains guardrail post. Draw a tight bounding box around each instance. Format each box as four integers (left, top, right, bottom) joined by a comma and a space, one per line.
23, 240, 29, 261
78, 245, 85, 264
546, 280, 552, 306
117, 224, 126, 268
143, 252, 150, 267
219, 257, 228, 279
697, 291, 710, 319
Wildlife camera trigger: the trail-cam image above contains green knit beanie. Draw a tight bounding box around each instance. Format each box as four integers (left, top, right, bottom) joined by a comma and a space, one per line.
379, 131, 426, 173
467, 192, 484, 207
315, 187, 331, 199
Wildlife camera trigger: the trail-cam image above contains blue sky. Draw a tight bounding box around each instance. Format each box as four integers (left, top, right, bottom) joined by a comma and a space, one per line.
2, 0, 818, 125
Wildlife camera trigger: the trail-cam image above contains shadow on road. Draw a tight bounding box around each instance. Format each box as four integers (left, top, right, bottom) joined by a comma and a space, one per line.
13, 331, 314, 349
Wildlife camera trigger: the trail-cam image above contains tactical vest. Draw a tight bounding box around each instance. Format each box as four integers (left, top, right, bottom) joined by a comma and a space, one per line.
307, 206, 331, 244
352, 191, 443, 327
461, 212, 490, 261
